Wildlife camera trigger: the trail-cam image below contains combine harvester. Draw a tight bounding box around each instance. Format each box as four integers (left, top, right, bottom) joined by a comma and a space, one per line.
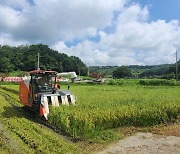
19, 70, 77, 119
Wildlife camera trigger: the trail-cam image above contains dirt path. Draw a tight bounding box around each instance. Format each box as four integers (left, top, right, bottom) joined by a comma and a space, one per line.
98, 132, 180, 154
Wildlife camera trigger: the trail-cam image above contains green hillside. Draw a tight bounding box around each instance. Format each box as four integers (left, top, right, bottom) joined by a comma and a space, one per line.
89, 63, 179, 78
0, 44, 88, 75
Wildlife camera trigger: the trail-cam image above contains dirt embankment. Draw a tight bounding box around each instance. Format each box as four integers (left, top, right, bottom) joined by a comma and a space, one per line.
98, 124, 180, 154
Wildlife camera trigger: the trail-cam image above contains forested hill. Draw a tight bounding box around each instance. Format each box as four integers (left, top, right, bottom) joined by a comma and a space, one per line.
89, 63, 179, 78
0, 44, 88, 75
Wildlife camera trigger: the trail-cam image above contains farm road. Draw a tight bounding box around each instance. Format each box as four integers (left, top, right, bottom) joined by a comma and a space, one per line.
98, 132, 180, 154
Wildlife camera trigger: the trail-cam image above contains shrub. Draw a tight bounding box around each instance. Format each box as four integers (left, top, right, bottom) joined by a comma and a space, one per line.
139, 79, 177, 86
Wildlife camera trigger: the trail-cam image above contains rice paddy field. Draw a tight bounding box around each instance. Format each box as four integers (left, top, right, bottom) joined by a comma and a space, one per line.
51, 84, 180, 137
0, 81, 180, 153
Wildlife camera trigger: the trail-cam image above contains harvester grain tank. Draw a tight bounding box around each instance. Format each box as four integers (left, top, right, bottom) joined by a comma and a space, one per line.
19, 70, 77, 119
57, 72, 77, 82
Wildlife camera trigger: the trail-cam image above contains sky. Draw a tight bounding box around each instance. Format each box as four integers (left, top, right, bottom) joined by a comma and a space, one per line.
0, 0, 180, 66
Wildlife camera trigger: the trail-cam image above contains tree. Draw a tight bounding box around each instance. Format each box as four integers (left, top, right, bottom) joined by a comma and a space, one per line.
69, 56, 88, 76
0, 57, 14, 72
168, 60, 180, 74
0, 44, 87, 74
113, 66, 132, 78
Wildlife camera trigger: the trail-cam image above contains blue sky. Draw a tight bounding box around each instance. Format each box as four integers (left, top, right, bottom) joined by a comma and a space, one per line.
133, 0, 180, 21
68, 0, 180, 47
0, 0, 180, 65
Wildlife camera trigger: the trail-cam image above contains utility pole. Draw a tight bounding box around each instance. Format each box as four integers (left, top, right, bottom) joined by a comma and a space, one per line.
87, 63, 89, 76
87, 66, 89, 76
175, 50, 178, 82
38, 52, 40, 70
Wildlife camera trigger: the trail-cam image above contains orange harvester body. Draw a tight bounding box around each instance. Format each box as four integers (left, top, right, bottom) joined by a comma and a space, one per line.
19, 70, 76, 119
19, 80, 32, 107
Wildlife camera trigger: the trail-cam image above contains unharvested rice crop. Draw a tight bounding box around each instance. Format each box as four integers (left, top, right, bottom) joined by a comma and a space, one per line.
1, 84, 180, 140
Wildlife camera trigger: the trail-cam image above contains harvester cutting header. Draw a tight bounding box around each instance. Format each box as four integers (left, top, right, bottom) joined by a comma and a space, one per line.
19, 68, 77, 119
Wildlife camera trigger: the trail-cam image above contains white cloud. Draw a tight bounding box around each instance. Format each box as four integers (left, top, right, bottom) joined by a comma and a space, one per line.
52, 4, 180, 65
1, 0, 180, 65
0, 5, 23, 29
0, 33, 28, 46
0, 0, 126, 41
100, 4, 180, 65
0, 0, 31, 10
118, 4, 149, 24
52, 41, 67, 51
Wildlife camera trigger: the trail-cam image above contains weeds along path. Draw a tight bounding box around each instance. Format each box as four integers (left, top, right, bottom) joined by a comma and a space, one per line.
0, 87, 82, 154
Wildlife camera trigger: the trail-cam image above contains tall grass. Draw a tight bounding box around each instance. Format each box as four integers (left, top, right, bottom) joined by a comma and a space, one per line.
106, 79, 139, 86
139, 79, 177, 86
